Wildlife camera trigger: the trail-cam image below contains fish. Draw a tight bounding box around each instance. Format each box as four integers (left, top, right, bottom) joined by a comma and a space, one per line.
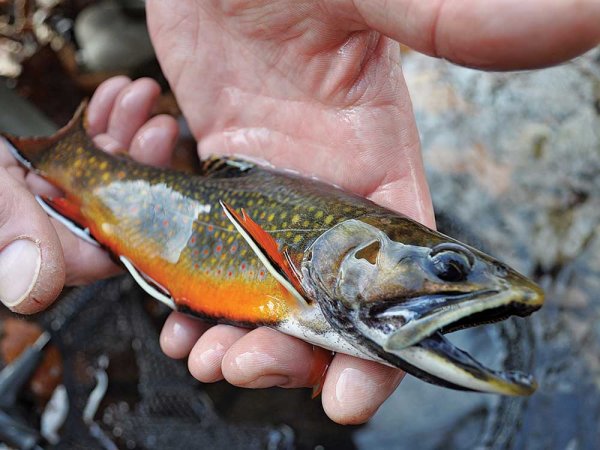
1, 102, 544, 395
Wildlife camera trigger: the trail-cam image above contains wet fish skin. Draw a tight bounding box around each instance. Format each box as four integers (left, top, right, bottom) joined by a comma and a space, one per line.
0, 103, 544, 395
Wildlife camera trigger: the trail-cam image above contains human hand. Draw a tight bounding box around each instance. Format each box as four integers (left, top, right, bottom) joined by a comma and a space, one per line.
145, 0, 600, 424
0, 77, 178, 313
3, 0, 598, 425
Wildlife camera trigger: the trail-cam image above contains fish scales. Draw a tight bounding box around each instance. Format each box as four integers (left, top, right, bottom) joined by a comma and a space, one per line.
1, 103, 545, 395
27, 120, 369, 324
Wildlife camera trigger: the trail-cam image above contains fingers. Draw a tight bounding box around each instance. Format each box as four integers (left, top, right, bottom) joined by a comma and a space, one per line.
0, 167, 65, 314
90, 77, 178, 167
129, 114, 179, 167
160, 311, 212, 359
351, 0, 600, 69
220, 327, 322, 388
218, 327, 403, 424
86, 76, 132, 136
188, 325, 250, 383
168, 317, 402, 424
321, 354, 403, 424
106, 78, 162, 148
176, 322, 318, 387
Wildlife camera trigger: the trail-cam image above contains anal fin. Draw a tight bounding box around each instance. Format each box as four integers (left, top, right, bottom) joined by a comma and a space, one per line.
120, 256, 176, 310
36, 195, 100, 247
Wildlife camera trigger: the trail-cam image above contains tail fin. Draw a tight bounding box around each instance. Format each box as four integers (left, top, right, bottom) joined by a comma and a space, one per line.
0, 101, 88, 172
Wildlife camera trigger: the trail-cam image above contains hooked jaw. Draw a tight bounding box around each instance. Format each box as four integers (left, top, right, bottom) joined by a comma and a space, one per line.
365, 260, 544, 395
381, 284, 544, 395
306, 219, 545, 396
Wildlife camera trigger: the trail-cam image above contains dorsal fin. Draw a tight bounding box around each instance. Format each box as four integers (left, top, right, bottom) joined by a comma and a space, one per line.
1, 101, 88, 170
200, 156, 255, 178
220, 201, 309, 309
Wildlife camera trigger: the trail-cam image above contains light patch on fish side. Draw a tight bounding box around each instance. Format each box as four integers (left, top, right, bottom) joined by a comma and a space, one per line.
96, 180, 211, 263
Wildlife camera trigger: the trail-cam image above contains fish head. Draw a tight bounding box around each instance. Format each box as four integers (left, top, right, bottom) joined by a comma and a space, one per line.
303, 215, 544, 395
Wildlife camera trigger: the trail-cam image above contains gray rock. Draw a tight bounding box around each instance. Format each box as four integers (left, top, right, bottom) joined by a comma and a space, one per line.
75, 0, 154, 72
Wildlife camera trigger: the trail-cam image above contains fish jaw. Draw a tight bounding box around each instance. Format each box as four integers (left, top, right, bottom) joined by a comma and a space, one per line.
372, 276, 542, 395
387, 333, 538, 395
302, 218, 544, 395
381, 276, 544, 351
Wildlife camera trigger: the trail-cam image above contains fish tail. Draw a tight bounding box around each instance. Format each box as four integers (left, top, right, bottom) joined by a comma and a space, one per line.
1, 101, 88, 172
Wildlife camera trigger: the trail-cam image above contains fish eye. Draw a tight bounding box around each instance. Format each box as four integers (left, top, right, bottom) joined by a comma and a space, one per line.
429, 243, 475, 282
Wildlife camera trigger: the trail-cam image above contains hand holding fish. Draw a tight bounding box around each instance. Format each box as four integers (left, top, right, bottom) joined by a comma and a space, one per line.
145, 0, 599, 423
0, 0, 598, 426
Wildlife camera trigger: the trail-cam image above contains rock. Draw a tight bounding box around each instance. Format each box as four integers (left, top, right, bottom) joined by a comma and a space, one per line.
75, 0, 154, 72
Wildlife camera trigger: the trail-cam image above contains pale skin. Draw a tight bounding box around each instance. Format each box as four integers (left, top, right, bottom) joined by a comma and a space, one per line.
0, 0, 598, 424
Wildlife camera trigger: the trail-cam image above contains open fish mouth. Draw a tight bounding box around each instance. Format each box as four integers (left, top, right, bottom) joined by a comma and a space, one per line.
378, 285, 544, 395
386, 331, 537, 395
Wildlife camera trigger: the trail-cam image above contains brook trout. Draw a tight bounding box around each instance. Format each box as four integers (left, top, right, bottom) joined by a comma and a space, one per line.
1, 103, 544, 395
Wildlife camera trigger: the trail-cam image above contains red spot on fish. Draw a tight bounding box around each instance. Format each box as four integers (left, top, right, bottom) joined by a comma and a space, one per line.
191, 236, 196, 244
163, 219, 169, 227
216, 245, 222, 253
193, 249, 199, 256
241, 263, 246, 270
228, 271, 232, 277
208, 225, 214, 232
231, 245, 237, 253
217, 269, 222, 275
260, 270, 265, 277
203, 249, 209, 256
194, 263, 199, 269
117, 171, 126, 179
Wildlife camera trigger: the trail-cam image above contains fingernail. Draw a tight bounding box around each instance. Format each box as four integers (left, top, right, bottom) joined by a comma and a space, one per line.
0, 239, 41, 307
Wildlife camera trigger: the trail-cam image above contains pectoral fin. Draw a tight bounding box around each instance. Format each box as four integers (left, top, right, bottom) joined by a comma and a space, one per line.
36, 195, 99, 247
220, 201, 309, 309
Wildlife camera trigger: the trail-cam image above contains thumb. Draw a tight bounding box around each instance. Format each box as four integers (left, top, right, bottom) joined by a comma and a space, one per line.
0, 167, 65, 314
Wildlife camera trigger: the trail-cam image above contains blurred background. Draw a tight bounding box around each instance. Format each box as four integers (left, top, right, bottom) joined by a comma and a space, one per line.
0, 1, 599, 449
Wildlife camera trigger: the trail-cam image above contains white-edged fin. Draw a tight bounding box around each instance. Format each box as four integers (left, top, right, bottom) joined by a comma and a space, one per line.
120, 256, 176, 310
220, 200, 309, 310
35, 195, 100, 247
224, 158, 255, 171
0, 135, 33, 170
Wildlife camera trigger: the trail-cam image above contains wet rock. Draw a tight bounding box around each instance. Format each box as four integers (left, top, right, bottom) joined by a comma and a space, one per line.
75, 0, 154, 72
